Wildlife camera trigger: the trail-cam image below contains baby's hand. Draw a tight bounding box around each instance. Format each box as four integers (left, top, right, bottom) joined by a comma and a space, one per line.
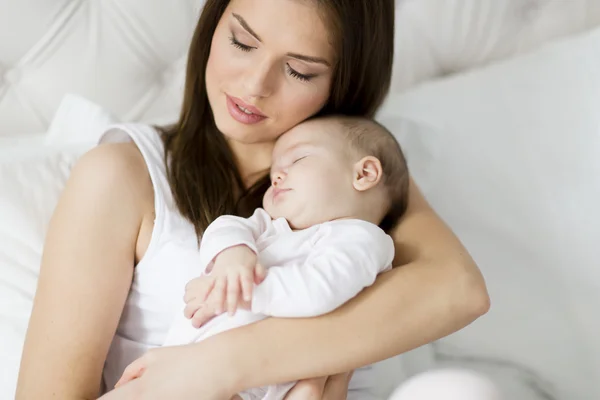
184, 245, 267, 324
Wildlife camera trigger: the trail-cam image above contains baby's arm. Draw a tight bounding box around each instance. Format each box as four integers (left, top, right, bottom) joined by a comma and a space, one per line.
184, 208, 271, 319
251, 222, 395, 318
199, 208, 270, 272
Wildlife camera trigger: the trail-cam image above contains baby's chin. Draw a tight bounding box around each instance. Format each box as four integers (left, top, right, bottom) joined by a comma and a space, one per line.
264, 205, 289, 224
263, 204, 302, 229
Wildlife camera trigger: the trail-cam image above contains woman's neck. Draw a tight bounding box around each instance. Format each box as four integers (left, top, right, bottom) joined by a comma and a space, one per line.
228, 139, 274, 188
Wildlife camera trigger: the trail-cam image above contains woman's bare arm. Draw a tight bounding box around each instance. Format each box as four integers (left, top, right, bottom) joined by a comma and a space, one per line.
16, 143, 152, 400
197, 178, 490, 392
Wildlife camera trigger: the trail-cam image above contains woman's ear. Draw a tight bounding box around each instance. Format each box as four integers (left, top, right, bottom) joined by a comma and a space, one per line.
353, 156, 383, 192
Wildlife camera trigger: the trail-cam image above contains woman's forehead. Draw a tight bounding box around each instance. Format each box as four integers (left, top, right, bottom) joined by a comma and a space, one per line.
225, 0, 335, 61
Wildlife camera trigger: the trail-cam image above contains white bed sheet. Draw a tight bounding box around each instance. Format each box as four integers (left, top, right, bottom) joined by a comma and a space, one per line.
0, 134, 46, 156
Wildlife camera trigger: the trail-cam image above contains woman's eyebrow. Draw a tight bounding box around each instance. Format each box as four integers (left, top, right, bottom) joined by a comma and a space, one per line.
232, 13, 262, 42
232, 13, 330, 67
287, 52, 330, 67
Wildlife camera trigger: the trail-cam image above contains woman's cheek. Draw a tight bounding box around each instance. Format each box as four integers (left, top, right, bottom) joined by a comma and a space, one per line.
284, 86, 329, 124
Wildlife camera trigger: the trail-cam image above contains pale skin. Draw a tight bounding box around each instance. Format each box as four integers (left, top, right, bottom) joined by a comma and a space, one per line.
16, 1, 490, 399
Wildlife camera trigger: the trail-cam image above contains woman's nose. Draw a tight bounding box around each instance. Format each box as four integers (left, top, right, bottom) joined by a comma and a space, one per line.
244, 59, 275, 99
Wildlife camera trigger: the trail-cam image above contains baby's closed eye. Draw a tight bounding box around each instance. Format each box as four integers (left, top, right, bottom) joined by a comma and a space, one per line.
293, 156, 308, 164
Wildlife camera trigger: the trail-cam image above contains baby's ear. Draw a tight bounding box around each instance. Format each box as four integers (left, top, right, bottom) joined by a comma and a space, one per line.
353, 156, 383, 192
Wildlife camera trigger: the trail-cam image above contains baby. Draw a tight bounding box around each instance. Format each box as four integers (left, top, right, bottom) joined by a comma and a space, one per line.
123, 115, 409, 399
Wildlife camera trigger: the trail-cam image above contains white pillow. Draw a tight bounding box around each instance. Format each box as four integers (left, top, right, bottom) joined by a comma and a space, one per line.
379, 26, 600, 399
45, 94, 119, 147
0, 144, 84, 399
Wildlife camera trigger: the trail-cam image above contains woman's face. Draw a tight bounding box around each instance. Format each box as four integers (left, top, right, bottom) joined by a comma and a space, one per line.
205, 0, 335, 145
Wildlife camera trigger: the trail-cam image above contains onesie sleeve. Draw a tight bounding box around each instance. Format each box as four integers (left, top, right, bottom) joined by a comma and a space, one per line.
199, 208, 271, 273
251, 221, 394, 317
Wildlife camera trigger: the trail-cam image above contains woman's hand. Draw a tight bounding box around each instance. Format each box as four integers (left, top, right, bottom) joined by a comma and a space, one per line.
284, 372, 353, 399
105, 345, 352, 400
101, 343, 236, 400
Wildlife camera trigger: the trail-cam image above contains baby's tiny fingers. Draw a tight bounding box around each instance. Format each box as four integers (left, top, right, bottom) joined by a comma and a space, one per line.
254, 263, 267, 284
227, 274, 240, 316
240, 269, 253, 302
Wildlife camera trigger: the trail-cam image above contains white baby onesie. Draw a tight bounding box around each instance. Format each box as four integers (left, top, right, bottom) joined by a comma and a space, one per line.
163, 208, 395, 400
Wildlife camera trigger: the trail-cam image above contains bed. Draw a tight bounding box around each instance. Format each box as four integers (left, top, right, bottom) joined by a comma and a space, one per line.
1, 1, 599, 399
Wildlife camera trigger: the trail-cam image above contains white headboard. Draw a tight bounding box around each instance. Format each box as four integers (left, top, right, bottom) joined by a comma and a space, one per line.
0, 0, 204, 136
1, 0, 599, 137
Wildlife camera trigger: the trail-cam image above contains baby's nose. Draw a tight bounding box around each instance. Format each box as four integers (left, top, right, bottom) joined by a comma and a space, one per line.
272, 172, 284, 186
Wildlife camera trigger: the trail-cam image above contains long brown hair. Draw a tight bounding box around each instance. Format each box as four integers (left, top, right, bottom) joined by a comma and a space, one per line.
163, 0, 395, 238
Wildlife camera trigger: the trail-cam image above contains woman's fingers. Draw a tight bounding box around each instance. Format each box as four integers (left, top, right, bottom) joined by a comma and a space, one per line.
322, 371, 353, 399
184, 299, 204, 319
191, 304, 216, 328
284, 371, 352, 399
115, 356, 148, 388
184, 277, 202, 302
184, 276, 215, 303
284, 377, 328, 399
191, 277, 226, 327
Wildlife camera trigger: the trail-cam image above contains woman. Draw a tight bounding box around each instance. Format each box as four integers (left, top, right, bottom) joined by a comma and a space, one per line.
16, 0, 491, 399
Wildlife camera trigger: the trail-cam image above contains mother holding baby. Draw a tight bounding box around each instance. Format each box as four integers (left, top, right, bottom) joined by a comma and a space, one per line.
16, 0, 493, 399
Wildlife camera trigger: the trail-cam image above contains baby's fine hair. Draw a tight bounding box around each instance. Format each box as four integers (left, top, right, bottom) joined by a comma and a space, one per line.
327, 115, 410, 232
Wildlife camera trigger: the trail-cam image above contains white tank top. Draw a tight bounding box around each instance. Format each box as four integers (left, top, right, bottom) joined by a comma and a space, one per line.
99, 124, 203, 391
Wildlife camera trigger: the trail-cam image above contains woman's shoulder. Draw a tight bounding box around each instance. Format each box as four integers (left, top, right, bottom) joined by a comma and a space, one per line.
69, 142, 154, 209
80, 141, 148, 180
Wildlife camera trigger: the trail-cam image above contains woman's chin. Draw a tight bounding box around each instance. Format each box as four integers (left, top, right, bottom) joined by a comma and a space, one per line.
215, 117, 276, 145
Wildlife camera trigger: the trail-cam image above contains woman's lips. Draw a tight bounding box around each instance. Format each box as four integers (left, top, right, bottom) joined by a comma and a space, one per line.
226, 95, 267, 125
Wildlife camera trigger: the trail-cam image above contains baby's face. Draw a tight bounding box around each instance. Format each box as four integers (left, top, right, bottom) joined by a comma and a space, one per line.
263, 120, 356, 229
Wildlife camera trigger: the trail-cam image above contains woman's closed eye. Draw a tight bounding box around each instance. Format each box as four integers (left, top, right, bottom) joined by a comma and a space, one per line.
229, 35, 254, 52
286, 65, 315, 82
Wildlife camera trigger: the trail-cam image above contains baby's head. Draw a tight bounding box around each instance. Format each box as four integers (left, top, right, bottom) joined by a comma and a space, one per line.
263, 115, 409, 231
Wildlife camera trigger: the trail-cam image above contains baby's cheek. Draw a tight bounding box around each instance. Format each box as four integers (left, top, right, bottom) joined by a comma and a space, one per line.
317, 178, 342, 202
263, 187, 272, 204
